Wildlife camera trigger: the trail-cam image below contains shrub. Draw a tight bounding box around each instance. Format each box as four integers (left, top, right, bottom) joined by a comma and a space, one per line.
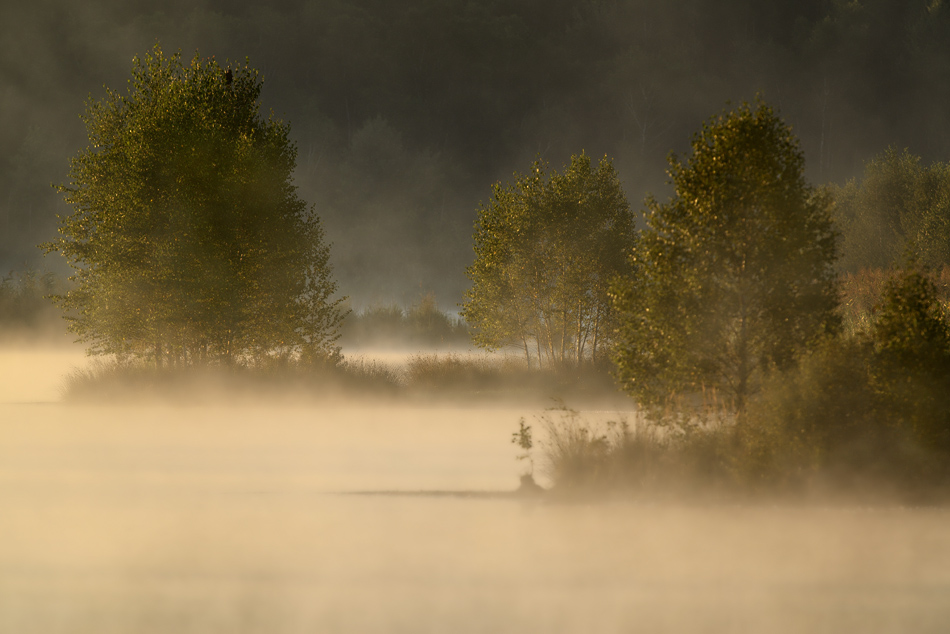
539, 405, 624, 490
535, 403, 735, 497
736, 264, 950, 496
870, 264, 950, 463
736, 338, 888, 491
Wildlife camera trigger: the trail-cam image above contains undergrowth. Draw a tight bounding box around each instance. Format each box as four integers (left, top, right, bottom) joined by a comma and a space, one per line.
60, 352, 623, 404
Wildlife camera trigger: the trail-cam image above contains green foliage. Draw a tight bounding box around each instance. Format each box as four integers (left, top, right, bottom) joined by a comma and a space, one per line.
737, 338, 885, 490
462, 153, 635, 368
736, 266, 950, 494
613, 100, 839, 414
872, 263, 950, 368
870, 264, 950, 456
511, 418, 533, 475
43, 46, 345, 367
537, 404, 732, 497
833, 149, 950, 272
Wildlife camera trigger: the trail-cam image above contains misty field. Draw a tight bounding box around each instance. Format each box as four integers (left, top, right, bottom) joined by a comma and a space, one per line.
0, 349, 949, 633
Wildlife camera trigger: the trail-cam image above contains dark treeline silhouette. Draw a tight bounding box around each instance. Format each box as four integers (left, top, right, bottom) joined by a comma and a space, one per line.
4, 0, 950, 305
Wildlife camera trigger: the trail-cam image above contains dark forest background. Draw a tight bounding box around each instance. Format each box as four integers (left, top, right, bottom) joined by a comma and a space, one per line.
3, 0, 950, 307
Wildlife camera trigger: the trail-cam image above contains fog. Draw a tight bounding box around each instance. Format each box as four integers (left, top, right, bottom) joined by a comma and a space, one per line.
1, 350, 949, 633
6, 1, 950, 305
4, 2, 950, 630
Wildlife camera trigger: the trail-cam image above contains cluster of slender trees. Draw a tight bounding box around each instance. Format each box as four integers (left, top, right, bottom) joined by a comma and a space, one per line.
461, 154, 636, 369
464, 100, 840, 415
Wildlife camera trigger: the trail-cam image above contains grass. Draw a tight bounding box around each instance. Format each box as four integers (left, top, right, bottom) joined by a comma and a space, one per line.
531, 267, 950, 503
534, 380, 950, 504
59, 351, 627, 405
534, 404, 736, 500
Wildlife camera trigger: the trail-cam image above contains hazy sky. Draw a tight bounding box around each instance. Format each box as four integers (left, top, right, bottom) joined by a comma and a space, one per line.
3, 0, 949, 305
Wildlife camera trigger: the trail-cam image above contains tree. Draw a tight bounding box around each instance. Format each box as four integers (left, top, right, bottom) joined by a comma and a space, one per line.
832, 148, 950, 272
873, 263, 950, 369
462, 153, 635, 368
870, 263, 950, 456
612, 100, 839, 414
43, 46, 346, 367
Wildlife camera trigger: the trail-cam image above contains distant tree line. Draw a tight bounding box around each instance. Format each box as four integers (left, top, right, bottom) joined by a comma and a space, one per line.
340, 294, 470, 350
0, 269, 62, 340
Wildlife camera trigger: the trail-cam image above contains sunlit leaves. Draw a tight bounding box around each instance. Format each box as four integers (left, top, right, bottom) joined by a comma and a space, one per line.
44, 45, 345, 367
462, 153, 635, 367
613, 100, 839, 414
832, 148, 950, 272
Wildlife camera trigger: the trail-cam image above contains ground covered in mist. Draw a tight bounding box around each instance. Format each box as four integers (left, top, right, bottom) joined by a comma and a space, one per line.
3, 347, 950, 632
2, 396, 950, 633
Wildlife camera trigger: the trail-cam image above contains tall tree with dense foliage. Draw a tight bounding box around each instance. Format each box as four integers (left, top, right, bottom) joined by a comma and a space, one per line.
44, 46, 345, 367
613, 101, 839, 413
462, 153, 635, 367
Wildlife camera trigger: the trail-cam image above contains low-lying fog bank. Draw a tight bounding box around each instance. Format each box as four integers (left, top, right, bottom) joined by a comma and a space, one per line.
2, 402, 950, 633
2, 350, 949, 632
0, 344, 88, 403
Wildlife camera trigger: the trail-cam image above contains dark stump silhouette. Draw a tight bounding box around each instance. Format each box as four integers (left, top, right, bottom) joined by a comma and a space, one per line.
517, 473, 545, 496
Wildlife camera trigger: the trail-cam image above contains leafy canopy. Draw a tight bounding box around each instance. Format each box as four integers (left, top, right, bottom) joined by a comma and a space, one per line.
44, 46, 345, 366
613, 100, 839, 413
832, 148, 950, 272
462, 153, 635, 367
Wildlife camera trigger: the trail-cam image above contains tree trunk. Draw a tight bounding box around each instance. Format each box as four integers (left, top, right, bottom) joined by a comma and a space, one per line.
576, 305, 584, 366
591, 304, 600, 365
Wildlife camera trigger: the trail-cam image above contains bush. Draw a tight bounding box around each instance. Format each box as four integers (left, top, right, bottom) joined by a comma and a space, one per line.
840, 266, 950, 339
60, 353, 404, 403
403, 353, 524, 393
535, 404, 734, 497
539, 406, 624, 490
734, 265, 950, 497
870, 264, 950, 462
541, 265, 950, 500
58, 349, 623, 404
736, 338, 890, 491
